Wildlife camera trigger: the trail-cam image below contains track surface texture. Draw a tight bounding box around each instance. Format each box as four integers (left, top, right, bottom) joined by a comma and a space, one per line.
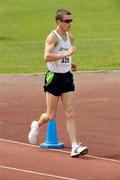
0, 72, 120, 180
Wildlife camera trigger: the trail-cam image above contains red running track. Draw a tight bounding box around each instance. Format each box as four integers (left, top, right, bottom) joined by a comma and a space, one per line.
0, 72, 120, 179
0, 139, 120, 180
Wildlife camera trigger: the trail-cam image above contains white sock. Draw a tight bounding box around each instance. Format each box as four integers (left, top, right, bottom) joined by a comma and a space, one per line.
72, 142, 78, 149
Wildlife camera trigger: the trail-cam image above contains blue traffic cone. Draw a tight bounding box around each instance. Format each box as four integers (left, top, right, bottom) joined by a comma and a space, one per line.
40, 119, 64, 149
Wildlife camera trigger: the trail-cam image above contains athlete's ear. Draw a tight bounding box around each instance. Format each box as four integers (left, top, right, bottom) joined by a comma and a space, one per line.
57, 19, 61, 25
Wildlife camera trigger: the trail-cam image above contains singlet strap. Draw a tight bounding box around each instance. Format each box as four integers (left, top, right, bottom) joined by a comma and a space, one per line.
53, 30, 62, 41
66, 32, 70, 41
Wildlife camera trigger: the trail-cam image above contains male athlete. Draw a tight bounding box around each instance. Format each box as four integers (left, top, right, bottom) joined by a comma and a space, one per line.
28, 9, 88, 157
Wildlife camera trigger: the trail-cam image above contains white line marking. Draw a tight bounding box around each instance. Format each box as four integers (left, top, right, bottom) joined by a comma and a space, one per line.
0, 165, 78, 180
0, 138, 120, 164
49, 149, 120, 164
86, 155, 120, 163
1, 37, 120, 44
0, 138, 39, 148
0, 70, 120, 76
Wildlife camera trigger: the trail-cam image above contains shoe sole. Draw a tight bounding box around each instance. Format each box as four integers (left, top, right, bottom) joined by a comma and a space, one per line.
71, 148, 88, 158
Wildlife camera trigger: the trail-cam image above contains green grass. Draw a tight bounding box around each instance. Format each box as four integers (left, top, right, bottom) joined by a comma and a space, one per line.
0, 0, 120, 74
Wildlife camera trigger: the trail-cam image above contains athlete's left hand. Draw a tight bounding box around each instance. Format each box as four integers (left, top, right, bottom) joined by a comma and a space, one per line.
71, 63, 78, 71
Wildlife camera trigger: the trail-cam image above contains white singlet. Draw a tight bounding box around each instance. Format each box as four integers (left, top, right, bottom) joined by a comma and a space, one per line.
47, 30, 72, 73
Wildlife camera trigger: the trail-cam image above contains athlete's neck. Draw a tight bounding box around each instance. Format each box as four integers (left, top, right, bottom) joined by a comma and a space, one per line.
56, 27, 67, 37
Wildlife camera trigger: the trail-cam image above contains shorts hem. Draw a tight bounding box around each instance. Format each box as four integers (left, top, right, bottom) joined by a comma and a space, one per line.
44, 89, 75, 97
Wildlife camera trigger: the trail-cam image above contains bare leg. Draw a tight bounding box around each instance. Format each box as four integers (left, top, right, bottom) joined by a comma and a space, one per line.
38, 92, 59, 127
28, 92, 59, 144
61, 91, 77, 145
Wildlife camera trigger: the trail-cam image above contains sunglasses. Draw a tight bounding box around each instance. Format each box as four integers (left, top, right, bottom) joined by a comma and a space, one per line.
62, 19, 73, 23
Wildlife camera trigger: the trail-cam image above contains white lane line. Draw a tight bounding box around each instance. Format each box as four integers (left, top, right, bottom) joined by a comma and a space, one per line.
0, 165, 78, 180
0, 138, 39, 148
0, 138, 120, 164
0, 70, 120, 76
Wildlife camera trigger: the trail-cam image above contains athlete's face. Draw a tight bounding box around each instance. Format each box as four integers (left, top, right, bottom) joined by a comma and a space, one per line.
60, 15, 73, 31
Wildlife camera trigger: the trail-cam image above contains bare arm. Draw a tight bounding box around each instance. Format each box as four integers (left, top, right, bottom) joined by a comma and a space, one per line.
69, 34, 78, 71
44, 32, 76, 62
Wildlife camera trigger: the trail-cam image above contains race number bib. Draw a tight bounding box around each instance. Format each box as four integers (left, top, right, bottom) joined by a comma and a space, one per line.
61, 57, 70, 63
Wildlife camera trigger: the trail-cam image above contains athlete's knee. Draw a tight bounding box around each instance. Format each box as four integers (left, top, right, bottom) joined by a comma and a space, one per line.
65, 108, 75, 119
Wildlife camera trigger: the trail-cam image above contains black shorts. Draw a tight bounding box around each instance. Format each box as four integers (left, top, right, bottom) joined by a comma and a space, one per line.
44, 71, 75, 96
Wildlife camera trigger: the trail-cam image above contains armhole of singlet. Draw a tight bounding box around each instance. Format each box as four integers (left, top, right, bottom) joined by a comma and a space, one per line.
53, 30, 62, 43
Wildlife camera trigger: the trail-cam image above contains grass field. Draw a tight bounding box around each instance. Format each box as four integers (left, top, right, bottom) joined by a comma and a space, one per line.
0, 0, 120, 74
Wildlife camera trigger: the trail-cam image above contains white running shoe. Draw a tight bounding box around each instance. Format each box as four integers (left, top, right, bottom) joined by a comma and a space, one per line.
28, 121, 39, 144
71, 144, 88, 158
